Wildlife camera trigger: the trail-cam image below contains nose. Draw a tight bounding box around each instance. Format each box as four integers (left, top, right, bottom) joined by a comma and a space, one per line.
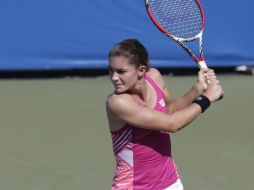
111, 71, 119, 82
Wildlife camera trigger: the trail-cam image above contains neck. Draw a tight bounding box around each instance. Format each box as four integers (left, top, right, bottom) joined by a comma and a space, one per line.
128, 76, 148, 101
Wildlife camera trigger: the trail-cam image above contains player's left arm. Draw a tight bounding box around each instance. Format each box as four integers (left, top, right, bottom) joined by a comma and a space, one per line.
148, 68, 201, 113
153, 68, 217, 112
169, 69, 218, 112
170, 81, 203, 112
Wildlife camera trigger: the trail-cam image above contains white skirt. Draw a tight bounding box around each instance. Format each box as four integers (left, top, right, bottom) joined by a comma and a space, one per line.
163, 179, 184, 190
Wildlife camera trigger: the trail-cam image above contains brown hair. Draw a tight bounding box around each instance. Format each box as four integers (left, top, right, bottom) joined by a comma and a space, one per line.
108, 39, 150, 71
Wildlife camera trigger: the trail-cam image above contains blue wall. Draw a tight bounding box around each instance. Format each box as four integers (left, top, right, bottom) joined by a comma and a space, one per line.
0, 0, 253, 70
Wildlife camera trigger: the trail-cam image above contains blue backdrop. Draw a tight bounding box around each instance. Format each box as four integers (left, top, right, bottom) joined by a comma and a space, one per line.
0, 0, 253, 71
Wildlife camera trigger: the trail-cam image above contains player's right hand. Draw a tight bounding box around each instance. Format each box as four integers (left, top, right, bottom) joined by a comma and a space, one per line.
202, 79, 224, 102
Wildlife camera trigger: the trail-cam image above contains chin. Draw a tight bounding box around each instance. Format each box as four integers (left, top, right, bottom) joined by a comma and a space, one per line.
114, 89, 125, 94
114, 87, 128, 94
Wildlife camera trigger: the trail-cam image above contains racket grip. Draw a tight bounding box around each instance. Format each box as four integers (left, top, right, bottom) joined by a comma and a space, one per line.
198, 61, 208, 69
218, 93, 224, 100
198, 60, 224, 101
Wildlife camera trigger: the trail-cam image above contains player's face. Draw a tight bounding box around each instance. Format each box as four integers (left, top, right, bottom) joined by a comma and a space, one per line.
108, 56, 142, 94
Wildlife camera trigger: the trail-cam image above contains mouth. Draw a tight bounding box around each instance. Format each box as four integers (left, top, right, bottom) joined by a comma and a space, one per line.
114, 83, 123, 87
113, 84, 127, 94
113, 84, 124, 92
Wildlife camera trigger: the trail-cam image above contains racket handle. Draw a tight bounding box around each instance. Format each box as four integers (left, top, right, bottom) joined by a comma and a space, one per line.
198, 61, 208, 69
218, 93, 224, 100
198, 61, 224, 100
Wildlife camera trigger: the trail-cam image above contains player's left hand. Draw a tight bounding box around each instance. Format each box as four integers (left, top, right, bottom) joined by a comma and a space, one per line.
198, 68, 217, 90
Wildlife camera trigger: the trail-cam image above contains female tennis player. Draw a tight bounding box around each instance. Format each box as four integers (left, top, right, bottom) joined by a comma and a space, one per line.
106, 39, 223, 190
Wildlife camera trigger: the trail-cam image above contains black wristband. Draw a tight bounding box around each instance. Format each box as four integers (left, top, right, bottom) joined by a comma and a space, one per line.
192, 95, 211, 113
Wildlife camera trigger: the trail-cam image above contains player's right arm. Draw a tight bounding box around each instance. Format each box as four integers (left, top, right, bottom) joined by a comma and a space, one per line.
106, 93, 202, 133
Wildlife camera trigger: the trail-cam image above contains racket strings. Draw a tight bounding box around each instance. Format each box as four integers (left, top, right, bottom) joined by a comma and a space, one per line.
148, 0, 203, 39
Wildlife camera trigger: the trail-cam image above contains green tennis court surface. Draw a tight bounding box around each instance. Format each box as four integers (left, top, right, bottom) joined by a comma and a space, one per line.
0, 75, 253, 190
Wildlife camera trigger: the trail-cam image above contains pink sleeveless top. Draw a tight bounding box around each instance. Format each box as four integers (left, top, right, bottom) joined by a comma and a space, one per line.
110, 74, 179, 190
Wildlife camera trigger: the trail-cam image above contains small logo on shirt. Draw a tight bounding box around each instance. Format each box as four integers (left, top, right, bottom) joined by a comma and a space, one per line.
159, 99, 166, 107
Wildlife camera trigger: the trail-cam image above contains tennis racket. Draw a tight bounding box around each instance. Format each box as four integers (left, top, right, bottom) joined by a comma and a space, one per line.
145, 0, 207, 68
145, 0, 223, 98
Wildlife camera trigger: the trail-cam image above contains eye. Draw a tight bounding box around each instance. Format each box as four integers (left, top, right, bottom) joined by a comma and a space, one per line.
117, 70, 126, 74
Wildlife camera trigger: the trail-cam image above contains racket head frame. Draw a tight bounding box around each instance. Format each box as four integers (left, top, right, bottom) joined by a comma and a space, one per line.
145, 0, 207, 68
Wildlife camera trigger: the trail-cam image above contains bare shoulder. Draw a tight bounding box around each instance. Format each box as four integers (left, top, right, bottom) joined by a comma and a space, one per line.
146, 68, 165, 89
107, 93, 133, 106
106, 93, 132, 131
106, 93, 140, 131
106, 93, 135, 115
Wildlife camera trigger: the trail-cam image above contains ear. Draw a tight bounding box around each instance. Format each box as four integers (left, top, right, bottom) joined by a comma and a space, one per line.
138, 65, 147, 79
